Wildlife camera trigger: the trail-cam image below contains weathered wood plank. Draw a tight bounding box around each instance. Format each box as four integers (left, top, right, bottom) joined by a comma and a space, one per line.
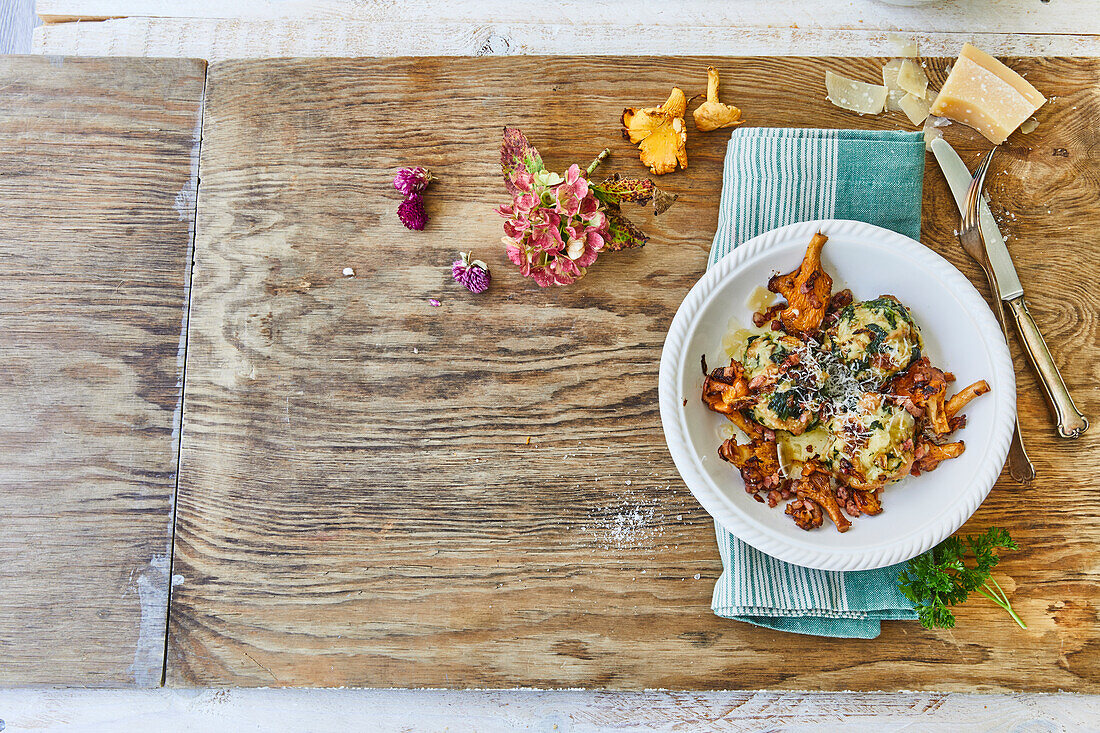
34, 0, 1097, 32
0, 55, 206, 686
30, 16, 1100, 60
170, 56, 1099, 690
3, 688, 1100, 729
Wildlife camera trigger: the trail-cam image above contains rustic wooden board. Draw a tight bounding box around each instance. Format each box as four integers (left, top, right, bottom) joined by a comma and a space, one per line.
29, 0, 1100, 59
0, 55, 205, 686
170, 56, 1099, 690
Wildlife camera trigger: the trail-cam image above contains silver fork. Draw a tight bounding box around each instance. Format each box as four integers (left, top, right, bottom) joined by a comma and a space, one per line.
958, 149, 1035, 483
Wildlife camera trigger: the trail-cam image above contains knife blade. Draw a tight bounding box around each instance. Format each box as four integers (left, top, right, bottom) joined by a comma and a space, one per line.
930, 138, 1024, 300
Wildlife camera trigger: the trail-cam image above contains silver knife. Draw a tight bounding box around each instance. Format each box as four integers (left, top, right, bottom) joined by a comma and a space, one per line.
932, 138, 1088, 439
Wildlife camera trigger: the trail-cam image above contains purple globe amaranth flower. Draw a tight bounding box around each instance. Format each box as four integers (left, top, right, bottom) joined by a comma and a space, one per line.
398, 193, 427, 230
393, 166, 433, 196
452, 252, 491, 294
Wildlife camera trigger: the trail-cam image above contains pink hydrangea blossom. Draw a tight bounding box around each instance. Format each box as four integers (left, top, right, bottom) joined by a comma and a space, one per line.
497, 163, 609, 288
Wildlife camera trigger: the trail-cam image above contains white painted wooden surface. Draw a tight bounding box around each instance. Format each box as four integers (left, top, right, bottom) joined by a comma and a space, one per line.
3, 688, 1100, 731
9, 0, 1100, 727
31, 0, 1100, 59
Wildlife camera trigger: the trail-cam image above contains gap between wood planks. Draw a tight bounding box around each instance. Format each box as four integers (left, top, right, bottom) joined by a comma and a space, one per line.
159, 62, 208, 688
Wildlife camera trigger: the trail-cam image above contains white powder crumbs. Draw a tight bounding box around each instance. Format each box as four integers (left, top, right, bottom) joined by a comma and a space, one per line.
694, 574, 701, 580
413, 348, 419, 354
342, 267, 355, 277
587, 500, 662, 551
625, 480, 632, 486
677, 515, 683, 521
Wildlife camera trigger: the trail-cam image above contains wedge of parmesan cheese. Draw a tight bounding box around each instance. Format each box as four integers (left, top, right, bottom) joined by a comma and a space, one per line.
897, 60, 929, 99
929, 43, 1046, 144
825, 70, 888, 115
899, 93, 932, 125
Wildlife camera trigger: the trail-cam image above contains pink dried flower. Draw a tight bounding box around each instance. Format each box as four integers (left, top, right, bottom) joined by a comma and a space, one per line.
398, 193, 427, 230
393, 166, 433, 196
428, 298, 441, 307
452, 252, 491, 294
497, 128, 677, 288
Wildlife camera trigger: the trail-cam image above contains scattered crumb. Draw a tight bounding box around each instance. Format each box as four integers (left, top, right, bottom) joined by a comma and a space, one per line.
526, 436, 531, 445
342, 267, 355, 277
694, 573, 702, 580
413, 347, 419, 354
428, 298, 441, 307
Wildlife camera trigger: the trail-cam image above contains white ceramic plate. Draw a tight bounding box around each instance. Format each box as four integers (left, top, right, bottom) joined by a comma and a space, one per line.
658, 219, 1015, 571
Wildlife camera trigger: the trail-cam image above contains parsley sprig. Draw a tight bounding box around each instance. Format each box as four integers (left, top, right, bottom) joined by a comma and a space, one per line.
899, 527, 1027, 630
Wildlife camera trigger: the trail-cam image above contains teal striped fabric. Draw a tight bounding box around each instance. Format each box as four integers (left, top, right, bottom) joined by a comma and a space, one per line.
709, 127, 925, 639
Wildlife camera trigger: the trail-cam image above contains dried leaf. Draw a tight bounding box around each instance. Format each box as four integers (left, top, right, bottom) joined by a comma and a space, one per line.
595, 174, 679, 215
603, 207, 649, 251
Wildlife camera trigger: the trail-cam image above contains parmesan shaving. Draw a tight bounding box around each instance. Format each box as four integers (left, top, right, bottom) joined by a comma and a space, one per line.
899, 93, 932, 126
825, 70, 888, 115
882, 59, 905, 91
1020, 116, 1039, 134
898, 60, 930, 99
888, 34, 919, 58
885, 89, 907, 113
922, 117, 944, 151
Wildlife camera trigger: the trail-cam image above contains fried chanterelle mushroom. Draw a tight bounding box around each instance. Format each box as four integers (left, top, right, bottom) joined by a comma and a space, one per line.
622, 87, 688, 175
792, 462, 851, 533
693, 66, 744, 131
719, 433, 784, 495
767, 232, 833, 334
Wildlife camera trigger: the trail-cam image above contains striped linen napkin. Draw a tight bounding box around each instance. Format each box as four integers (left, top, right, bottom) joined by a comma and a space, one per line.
708, 127, 925, 638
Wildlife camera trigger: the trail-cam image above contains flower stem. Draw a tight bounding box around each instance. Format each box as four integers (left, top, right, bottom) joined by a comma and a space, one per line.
587, 148, 611, 175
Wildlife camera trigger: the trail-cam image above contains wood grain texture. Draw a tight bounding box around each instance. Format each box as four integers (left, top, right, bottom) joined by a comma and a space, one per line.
170, 56, 1100, 691
33, 0, 1098, 31
30, 18, 1100, 61
1, 0, 37, 54
0, 55, 205, 686
4, 688, 1100, 731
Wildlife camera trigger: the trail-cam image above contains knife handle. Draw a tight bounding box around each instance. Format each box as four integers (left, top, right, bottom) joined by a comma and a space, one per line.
1006, 296, 1089, 438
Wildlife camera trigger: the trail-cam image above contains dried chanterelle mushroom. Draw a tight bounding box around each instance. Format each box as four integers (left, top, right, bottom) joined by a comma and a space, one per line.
693, 67, 743, 131
621, 87, 688, 175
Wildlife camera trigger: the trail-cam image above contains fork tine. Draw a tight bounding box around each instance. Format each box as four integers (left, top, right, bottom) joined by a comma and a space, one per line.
964, 149, 996, 231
